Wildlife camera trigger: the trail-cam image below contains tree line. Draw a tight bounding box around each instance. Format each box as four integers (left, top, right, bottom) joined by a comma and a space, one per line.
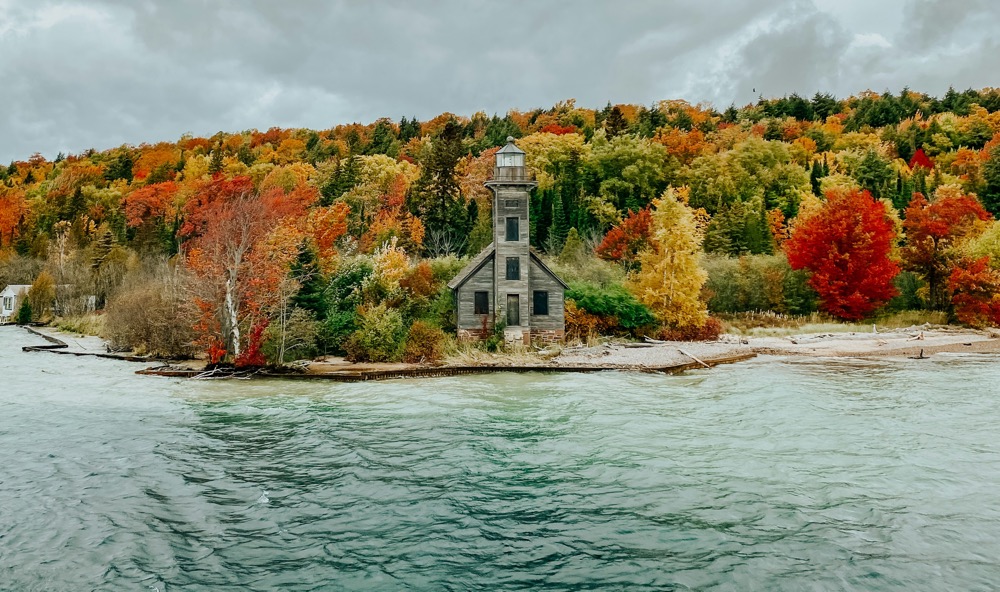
3, 87, 1000, 364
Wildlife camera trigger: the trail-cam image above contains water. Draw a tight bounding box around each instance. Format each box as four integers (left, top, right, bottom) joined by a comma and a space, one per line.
2, 327, 1000, 591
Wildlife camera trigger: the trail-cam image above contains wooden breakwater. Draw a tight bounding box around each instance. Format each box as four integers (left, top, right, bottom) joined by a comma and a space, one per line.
19, 326, 170, 363
137, 352, 757, 382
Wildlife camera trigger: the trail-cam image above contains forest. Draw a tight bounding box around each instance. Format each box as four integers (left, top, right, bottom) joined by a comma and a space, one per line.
4, 87, 1000, 365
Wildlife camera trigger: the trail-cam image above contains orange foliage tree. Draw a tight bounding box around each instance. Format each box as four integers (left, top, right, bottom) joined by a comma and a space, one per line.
124, 181, 178, 228
359, 174, 425, 253
0, 188, 28, 247
785, 189, 900, 320
183, 176, 309, 362
902, 190, 992, 309
948, 257, 1000, 327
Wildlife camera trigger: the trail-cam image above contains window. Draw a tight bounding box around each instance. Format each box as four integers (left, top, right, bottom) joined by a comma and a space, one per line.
533, 291, 549, 316
474, 291, 489, 315
2, 297, 11, 311
505, 217, 519, 241
505, 257, 520, 280
505, 199, 519, 208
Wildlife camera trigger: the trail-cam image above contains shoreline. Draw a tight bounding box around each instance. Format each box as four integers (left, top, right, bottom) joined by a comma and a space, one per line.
11, 324, 1000, 382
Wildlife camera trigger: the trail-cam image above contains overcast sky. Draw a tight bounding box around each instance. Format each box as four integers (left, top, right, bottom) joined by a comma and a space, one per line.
1, 0, 998, 162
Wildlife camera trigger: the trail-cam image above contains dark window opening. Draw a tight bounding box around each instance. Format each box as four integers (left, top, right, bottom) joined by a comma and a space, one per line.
505, 199, 519, 208
474, 291, 489, 315
533, 291, 549, 316
505, 257, 520, 280
505, 217, 519, 241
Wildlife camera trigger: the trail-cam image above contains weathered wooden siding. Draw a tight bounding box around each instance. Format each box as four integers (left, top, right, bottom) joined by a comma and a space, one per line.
529, 259, 565, 331
456, 253, 495, 331
493, 186, 531, 328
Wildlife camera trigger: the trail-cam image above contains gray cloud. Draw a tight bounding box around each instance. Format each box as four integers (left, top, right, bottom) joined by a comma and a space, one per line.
1, 0, 998, 162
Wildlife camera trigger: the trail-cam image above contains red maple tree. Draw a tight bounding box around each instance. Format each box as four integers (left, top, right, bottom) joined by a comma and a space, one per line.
902, 191, 992, 309
595, 207, 652, 271
949, 257, 1000, 328
908, 148, 934, 171
785, 189, 900, 320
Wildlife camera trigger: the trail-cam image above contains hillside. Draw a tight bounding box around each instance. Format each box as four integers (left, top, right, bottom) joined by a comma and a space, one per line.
3, 87, 1000, 364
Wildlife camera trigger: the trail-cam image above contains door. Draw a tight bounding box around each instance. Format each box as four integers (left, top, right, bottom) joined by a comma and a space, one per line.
506, 294, 520, 326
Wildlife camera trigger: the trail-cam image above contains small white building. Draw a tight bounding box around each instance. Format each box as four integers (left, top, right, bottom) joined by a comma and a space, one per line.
1, 285, 31, 323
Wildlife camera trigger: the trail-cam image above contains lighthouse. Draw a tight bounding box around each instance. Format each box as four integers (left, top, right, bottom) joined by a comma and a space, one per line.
448, 137, 566, 344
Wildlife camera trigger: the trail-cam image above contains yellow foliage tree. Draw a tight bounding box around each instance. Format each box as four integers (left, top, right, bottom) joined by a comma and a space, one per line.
627, 189, 708, 329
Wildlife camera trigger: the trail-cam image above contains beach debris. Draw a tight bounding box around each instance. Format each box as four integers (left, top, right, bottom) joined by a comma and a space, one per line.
677, 347, 710, 368
907, 332, 925, 341
909, 348, 929, 359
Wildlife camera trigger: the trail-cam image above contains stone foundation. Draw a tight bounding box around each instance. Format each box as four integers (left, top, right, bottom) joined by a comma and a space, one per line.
529, 329, 564, 344
457, 327, 564, 345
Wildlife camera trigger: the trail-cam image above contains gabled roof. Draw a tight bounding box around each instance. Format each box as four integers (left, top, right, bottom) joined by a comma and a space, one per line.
1, 284, 31, 295
447, 244, 495, 291
529, 249, 569, 289
447, 244, 569, 292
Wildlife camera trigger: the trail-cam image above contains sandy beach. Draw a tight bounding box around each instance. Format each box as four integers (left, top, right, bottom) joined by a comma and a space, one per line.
17, 323, 1000, 379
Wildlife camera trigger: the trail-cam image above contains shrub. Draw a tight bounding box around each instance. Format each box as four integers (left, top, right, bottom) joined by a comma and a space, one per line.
703, 254, 817, 315
565, 300, 614, 342
565, 283, 656, 335
104, 281, 197, 358
425, 286, 457, 332
27, 271, 56, 322
263, 308, 320, 364
344, 304, 406, 362
403, 321, 447, 363
658, 316, 724, 341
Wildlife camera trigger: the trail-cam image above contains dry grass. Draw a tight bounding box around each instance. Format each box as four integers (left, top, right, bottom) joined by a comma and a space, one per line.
444, 341, 559, 366
54, 314, 106, 337
875, 310, 949, 328
721, 309, 954, 337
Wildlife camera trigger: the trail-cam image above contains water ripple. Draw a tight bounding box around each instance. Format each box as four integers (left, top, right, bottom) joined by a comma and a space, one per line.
3, 330, 1000, 590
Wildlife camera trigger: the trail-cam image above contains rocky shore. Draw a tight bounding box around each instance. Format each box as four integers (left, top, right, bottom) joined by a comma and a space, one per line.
14, 324, 1000, 381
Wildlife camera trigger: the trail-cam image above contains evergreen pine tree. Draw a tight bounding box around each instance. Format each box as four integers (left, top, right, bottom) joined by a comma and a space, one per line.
407, 120, 467, 254
208, 147, 224, 174
290, 243, 328, 320
549, 189, 569, 252
810, 160, 823, 196
16, 299, 32, 325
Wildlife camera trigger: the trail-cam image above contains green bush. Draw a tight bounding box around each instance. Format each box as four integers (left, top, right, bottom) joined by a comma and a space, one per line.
263, 308, 320, 364
424, 286, 457, 332
344, 304, 406, 363
319, 257, 372, 354
320, 310, 358, 355
703, 254, 817, 315
884, 271, 925, 312
565, 282, 656, 334
403, 321, 448, 363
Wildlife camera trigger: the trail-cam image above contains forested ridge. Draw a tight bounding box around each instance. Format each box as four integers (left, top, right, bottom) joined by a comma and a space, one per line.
5, 87, 1000, 364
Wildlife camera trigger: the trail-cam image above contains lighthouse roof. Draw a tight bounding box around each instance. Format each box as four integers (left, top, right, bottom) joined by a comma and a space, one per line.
496, 137, 525, 155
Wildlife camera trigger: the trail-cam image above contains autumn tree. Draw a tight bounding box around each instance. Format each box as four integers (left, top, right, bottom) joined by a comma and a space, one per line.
595, 207, 652, 271
627, 190, 708, 329
123, 181, 180, 252
902, 187, 992, 309
947, 257, 1000, 327
183, 177, 308, 361
0, 187, 27, 248
785, 189, 900, 320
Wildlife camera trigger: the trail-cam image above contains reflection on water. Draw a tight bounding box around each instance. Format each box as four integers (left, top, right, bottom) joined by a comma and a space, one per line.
3, 327, 1000, 590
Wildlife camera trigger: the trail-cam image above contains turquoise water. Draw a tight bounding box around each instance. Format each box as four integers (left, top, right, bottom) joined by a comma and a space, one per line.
2, 327, 1000, 590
